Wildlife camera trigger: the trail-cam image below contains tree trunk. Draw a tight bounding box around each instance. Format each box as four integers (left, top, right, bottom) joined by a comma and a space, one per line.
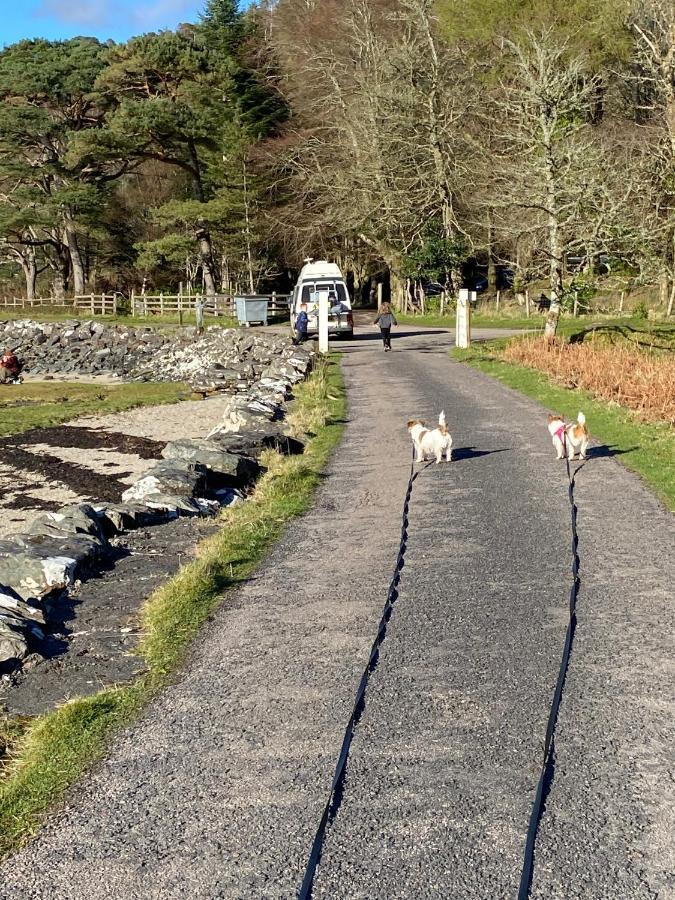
543, 146, 563, 342
487, 217, 497, 291
20, 247, 37, 300
51, 243, 70, 300
63, 221, 85, 294
196, 225, 217, 298
242, 159, 256, 294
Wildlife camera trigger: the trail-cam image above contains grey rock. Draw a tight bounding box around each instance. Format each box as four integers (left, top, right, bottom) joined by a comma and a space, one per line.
0, 619, 28, 670
161, 440, 260, 484
0, 586, 45, 624
121, 459, 207, 505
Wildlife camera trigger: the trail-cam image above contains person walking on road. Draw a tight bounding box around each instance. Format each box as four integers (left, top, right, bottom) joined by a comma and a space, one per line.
293, 302, 309, 345
374, 302, 397, 351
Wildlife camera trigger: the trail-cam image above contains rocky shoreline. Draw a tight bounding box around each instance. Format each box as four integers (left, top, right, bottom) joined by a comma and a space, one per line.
1, 320, 315, 679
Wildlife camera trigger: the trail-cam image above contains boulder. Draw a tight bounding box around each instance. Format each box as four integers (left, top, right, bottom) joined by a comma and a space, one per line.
0, 619, 28, 671
161, 440, 260, 484
121, 459, 207, 505
0, 537, 80, 599
0, 586, 45, 624
28, 504, 106, 543
207, 428, 304, 459
95, 504, 170, 533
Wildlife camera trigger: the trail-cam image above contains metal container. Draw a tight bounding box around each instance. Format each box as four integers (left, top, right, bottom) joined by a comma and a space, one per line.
234, 296, 269, 326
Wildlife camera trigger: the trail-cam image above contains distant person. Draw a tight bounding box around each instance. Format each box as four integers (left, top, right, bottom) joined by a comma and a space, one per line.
293, 302, 309, 345
0, 348, 22, 384
373, 302, 398, 352
329, 292, 348, 325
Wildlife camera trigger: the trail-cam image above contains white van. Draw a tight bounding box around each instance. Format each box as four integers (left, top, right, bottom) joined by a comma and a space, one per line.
291, 260, 354, 338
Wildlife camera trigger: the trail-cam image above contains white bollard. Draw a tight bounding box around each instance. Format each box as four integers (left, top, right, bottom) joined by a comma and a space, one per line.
318, 291, 329, 354
456, 289, 474, 348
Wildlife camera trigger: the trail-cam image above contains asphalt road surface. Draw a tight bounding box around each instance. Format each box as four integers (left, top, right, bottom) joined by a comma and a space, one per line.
0, 323, 672, 900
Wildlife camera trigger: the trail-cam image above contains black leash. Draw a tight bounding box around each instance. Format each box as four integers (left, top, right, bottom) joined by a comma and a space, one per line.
517, 457, 584, 899
297, 451, 428, 899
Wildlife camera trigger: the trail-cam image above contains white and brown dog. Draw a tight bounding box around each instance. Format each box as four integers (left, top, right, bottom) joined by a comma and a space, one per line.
407, 411, 453, 464
547, 411, 589, 460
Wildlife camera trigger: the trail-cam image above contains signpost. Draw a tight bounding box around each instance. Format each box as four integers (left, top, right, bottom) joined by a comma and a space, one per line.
456, 289, 474, 348
317, 290, 330, 354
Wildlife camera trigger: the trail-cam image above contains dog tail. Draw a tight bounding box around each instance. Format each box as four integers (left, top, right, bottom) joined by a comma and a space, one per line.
438, 410, 446, 427
577, 411, 586, 426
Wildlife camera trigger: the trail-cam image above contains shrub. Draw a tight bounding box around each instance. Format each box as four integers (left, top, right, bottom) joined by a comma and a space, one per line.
501, 337, 675, 423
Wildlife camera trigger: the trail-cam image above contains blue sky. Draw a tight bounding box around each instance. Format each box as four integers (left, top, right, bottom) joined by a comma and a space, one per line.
1, 1, 207, 48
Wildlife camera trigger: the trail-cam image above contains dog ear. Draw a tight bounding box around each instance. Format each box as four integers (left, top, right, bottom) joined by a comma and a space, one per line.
407, 420, 417, 429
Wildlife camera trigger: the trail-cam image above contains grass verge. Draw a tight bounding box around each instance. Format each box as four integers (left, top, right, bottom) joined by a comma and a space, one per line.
1, 308, 239, 329
398, 312, 674, 336
0, 354, 346, 858
0, 381, 189, 438
453, 344, 675, 510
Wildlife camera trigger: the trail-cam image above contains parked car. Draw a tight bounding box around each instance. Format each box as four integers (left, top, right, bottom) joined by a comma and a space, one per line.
420, 281, 446, 296
290, 260, 354, 338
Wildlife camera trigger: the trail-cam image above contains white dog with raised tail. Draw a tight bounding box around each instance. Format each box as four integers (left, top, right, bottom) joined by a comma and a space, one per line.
547, 411, 589, 460
407, 411, 453, 464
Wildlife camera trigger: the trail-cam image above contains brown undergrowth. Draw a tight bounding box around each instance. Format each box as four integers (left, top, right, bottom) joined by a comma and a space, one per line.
501, 337, 675, 424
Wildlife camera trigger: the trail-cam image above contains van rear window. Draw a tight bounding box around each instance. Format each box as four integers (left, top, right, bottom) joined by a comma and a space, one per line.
301, 282, 348, 304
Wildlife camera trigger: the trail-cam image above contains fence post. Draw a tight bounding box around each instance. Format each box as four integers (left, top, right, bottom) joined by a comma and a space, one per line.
496, 289, 501, 313
160, 292, 164, 316
377, 283, 383, 311
619, 291, 625, 314
195, 298, 204, 334
525, 289, 530, 318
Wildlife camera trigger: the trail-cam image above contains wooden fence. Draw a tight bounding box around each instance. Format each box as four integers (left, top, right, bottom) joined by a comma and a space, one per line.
0, 294, 118, 314
0, 291, 291, 320
74, 294, 118, 315
0, 296, 70, 309
131, 291, 290, 319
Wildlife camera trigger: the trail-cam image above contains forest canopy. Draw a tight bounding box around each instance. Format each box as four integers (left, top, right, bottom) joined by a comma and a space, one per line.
0, 0, 673, 328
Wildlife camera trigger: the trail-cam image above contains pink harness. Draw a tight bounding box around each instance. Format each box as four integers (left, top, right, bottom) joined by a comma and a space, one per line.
554, 423, 566, 445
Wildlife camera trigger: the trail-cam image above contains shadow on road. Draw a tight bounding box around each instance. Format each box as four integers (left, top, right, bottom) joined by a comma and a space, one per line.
344, 329, 450, 342
587, 444, 638, 459
452, 446, 510, 462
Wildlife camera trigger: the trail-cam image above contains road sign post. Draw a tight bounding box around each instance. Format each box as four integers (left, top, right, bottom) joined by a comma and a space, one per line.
318, 291, 329, 354
456, 289, 473, 348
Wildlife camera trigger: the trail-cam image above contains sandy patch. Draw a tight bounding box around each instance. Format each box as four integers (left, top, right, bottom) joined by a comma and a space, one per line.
71, 393, 232, 442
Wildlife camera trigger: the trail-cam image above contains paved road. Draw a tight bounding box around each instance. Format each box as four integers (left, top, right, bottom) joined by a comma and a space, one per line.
0, 324, 672, 899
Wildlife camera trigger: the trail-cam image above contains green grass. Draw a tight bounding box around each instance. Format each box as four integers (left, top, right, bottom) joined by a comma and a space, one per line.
0, 307, 239, 329
398, 311, 675, 336
0, 381, 188, 437
453, 344, 675, 511
0, 355, 346, 858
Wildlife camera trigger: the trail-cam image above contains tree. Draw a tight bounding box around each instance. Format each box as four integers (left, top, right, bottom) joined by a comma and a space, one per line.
0, 37, 122, 296
265, 0, 476, 305
630, 0, 675, 313
483, 30, 605, 337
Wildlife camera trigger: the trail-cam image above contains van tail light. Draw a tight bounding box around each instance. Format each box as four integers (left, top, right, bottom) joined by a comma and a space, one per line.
347, 312, 354, 326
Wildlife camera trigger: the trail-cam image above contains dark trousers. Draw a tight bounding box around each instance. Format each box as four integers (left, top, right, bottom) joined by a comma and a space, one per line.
380, 327, 391, 348
293, 330, 308, 346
